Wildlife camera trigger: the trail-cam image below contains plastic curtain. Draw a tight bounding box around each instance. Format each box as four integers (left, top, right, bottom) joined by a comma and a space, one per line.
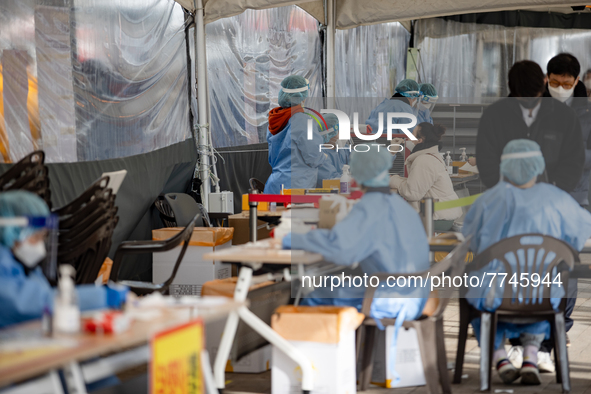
335, 22, 410, 99
0, 0, 191, 163
205, 6, 322, 148
415, 18, 591, 98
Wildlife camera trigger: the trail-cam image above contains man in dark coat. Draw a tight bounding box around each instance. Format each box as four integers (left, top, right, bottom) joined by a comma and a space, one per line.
476, 60, 584, 193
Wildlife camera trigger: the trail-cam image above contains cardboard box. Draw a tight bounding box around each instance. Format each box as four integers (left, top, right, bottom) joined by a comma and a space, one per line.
318, 197, 356, 229
271, 306, 364, 394
370, 326, 426, 388
322, 179, 341, 189
151, 227, 233, 296
228, 214, 271, 245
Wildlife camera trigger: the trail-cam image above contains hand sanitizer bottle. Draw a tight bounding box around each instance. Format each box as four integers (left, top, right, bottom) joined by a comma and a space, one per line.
340, 165, 351, 194
445, 151, 453, 175
54, 265, 80, 334
460, 148, 467, 162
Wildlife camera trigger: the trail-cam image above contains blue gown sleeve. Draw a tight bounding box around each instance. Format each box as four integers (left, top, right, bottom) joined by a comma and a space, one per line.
0, 268, 54, 327
290, 201, 378, 266
557, 192, 591, 251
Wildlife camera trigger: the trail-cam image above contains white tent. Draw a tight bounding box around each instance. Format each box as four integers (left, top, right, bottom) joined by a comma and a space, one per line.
179, 0, 588, 209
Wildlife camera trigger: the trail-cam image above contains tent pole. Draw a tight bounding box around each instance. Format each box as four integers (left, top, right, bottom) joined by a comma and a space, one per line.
194, 0, 211, 209
326, 0, 335, 108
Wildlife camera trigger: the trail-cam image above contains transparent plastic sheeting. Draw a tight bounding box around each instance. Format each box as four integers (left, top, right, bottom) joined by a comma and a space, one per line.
415, 18, 591, 98
204, 6, 411, 148
204, 6, 322, 148
0, 0, 191, 163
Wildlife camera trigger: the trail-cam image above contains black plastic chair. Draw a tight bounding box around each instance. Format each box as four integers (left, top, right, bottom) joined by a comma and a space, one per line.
356, 236, 472, 393
249, 178, 265, 193
109, 214, 200, 295
453, 234, 575, 393
154, 195, 177, 227
0, 150, 51, 208
164, 193, 209, 227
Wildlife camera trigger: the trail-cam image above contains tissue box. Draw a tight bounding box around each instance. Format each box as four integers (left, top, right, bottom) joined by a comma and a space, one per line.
271, 306, 364, 394
151, 227, 233, 296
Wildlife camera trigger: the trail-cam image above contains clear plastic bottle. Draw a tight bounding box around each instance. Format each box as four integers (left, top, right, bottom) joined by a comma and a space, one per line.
340, 165, 351, 194
445, 151, 453, 175
459, 148, 467, 162
53, 265, 81, 334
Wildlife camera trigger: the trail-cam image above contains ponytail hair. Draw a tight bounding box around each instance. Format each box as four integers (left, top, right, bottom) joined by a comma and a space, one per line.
417, 123, 445, 143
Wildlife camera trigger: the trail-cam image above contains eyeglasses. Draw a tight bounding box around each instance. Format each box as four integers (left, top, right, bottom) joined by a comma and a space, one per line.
549, 80, 575, 90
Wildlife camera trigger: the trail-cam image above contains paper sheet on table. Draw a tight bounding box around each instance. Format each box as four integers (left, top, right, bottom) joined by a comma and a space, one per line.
584, 238, 591, 248
459, 162, 479, 174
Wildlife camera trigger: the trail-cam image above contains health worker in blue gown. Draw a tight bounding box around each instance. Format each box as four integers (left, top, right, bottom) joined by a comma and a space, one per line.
316, 113, 343, 187
417, 83, 438, 125
365, 79, 420, 135
282, 145, 430, 382
0, 191, 128, 328
462, 139, 591, 385
264, 75, 333, 194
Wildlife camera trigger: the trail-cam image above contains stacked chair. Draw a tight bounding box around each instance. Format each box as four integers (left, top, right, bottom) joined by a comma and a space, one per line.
0, 150, 51, 208
53, 176, 119, 284
154, 193, 210, 228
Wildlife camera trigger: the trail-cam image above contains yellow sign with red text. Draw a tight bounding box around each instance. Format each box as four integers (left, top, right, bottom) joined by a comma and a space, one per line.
151, 320, 204, 394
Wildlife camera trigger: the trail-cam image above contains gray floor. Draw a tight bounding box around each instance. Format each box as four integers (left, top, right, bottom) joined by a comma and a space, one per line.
224, 277, 591, 393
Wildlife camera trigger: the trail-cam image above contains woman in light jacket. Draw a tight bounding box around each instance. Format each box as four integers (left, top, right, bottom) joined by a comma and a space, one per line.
389, 123, 462, 231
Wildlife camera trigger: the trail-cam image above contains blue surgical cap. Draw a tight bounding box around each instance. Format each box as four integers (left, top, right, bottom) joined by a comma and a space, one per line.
500, 139, 545, 186
395, 79, 420, 98
0, 191, 50, 249
278, 75, 309, 108
419, 83, 438, 98
350, 146, 393, 187
320, 113, 339, 143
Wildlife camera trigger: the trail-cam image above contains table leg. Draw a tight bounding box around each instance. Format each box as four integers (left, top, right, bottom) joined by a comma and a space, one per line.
213, 266, 314, 392
237, 305, 314, 391
249, 200, 258, 243
294, 263, 304, 306
63, 362, 87, 394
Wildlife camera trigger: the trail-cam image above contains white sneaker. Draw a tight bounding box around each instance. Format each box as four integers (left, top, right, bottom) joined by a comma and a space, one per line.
537, 351, 555, 373
507, 346, 523, 369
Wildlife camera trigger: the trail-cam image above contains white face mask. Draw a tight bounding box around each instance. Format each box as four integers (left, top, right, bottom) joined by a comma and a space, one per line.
585, 79, 591, 92
548, 84, 575, 103
13, 240, 47, 268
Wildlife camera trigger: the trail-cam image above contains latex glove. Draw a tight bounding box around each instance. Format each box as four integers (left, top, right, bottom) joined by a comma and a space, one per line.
106, 283, 129, 309
282, 233, 292, 250
389, 174, 404, 189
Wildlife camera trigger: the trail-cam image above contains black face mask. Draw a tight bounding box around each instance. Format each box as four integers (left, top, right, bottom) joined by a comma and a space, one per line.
518, 97, 541, 109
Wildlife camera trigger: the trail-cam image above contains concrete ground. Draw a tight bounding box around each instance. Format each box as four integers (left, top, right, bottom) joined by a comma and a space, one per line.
224, 276, 591, 393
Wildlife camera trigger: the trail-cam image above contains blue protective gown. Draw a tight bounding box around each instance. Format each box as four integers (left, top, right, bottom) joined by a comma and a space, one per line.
264, 112, 328, 194
284, 190, 430, 382
462, 182, 591, 349
417, 105, 433, 125
316, 149, 341, 188
0, 245, 108, 328
337, 147, 351, 167
365, 98, 417, 134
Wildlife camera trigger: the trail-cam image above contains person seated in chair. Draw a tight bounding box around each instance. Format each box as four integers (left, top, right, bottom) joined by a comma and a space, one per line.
462, 139, 591, 385
0, 191, 128, 328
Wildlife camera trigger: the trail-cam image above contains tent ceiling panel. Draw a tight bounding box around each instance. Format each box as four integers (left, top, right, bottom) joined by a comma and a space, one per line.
176, 0, 589, 29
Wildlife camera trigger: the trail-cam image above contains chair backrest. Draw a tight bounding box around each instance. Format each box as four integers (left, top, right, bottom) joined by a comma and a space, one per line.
0, 151, 51, 208
53, 176, 110, 217
164, 193, 203, 228
109, 213, 200, 284
467, 234, 576, 312
360, 236, 472, 318
249, 178, 265, 193
154, 196, 177, 227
